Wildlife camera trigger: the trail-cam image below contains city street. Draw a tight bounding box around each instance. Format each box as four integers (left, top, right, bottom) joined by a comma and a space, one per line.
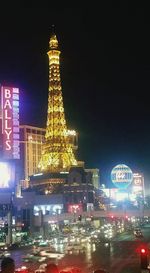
9, 225, 150, 273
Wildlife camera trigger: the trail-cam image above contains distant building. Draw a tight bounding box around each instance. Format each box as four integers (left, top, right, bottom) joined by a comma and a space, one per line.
85, 168, 100, 189
101, 172, 145, 206
19, 125, 46, 180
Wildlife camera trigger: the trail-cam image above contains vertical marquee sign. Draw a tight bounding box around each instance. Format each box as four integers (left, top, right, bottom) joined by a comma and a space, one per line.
1, 86, 20, 159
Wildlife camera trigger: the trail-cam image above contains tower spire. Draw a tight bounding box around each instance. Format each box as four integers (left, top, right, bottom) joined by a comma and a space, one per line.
38, 33, 77, 172
51, 24, 55, 35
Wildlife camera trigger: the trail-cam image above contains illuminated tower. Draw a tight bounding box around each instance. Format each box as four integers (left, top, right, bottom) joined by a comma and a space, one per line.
38, 34, 77, 172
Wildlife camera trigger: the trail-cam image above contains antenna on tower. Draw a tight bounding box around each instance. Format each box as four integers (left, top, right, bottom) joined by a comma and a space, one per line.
51, 24, 55, 35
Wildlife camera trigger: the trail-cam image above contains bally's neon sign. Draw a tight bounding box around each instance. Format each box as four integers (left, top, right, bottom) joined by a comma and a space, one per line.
1, 86, 20, 159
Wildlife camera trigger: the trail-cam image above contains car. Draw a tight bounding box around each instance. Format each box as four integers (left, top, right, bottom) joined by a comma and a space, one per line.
39, 249, 65, 259
133, 228, 141, 234
9, 243, 20, 250
39, 264, 47, 270
135, 232, 143, 238
65, 243, 85, 252
0, 251, 11, 259
134, 229, 143, 238
35, 268, 45, 273
0, 246, 8, 251
35, 263, 47, 273
16, 266, 29, 273
60, 267, 81, 273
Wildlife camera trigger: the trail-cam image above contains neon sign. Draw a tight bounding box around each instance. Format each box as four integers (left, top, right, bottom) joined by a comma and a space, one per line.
111, 164, 133, 189
67, 203, 83, 213
1, 86, 20, 159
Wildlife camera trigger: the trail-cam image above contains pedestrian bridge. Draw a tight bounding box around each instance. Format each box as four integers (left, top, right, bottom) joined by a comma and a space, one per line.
34, 209, 150, 225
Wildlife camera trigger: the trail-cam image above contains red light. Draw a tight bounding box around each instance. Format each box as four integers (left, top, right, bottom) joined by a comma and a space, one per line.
111, 215, 114, 219
141, 248, 146, 254
125, 215, 128, 219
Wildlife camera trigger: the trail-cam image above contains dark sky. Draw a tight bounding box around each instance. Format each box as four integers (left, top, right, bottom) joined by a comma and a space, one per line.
0, 6, 150, 186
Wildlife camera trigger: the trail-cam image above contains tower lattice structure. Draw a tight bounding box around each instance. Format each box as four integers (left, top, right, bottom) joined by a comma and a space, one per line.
38, 34, 77, 172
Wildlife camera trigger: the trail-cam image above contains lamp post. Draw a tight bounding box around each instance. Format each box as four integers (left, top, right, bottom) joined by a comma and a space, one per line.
5, 193, 14, 246
6, 210, 12, 245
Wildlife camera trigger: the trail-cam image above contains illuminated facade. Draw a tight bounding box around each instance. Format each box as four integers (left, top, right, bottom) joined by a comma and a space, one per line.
20, 125, 46, 180
102, 172, 145, 204
132, 173, 145, 198
30, 166, 96, 210
38, 34, 77, 173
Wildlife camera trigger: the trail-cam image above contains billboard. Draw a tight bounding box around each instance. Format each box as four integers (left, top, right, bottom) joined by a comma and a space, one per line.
67, 203, 83, 213
111, 164, 133, 189
1, 86, 20, 159
132, 173, 144, 197
0, 161, 15, 189
133, 173, 144, 187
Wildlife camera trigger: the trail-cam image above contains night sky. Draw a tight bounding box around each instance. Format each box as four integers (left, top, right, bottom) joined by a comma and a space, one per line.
0, 6, 150, 187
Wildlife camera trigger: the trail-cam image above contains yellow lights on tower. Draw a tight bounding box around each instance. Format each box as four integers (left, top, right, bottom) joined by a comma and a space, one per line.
49, 35, 58, 49
66, 130, 76, 136
38, 33, 77, 172
49, 54, 59, 65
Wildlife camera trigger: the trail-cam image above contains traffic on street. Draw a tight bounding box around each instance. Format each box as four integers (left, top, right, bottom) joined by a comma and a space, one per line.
1, 219, 150, 273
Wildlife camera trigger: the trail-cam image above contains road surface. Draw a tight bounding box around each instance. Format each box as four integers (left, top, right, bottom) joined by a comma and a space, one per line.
9, 226, 150, 273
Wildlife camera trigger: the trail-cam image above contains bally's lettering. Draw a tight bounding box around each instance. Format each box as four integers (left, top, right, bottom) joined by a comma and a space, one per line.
4, 88, 11, 98
5, 119, 11, 130
4, 99, 12, 109
1, 86, 20, 159
6, 140, 11, 150
5, 129, 12, 139
4, 88, 13, 151
5, 109, 11, 119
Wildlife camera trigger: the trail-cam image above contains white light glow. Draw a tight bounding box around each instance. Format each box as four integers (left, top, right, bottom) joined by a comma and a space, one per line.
116, 192, 128, 201
0, 163, 10, 188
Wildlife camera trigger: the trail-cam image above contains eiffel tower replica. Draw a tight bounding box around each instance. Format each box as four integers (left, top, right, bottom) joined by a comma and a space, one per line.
38, 33, 77, 173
